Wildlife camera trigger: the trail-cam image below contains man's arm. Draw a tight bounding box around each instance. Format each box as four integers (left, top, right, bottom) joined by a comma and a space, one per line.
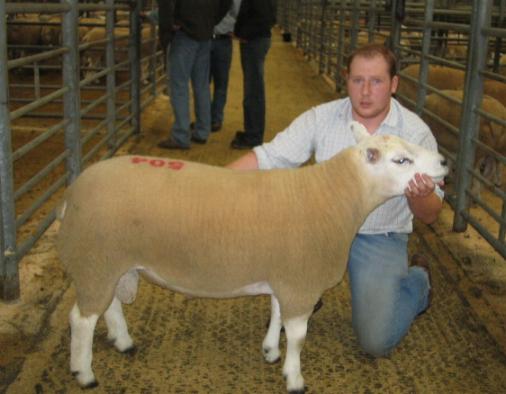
216, 0, 233, 25
157, 0, 176, 50
405, 173, 444, 224
226, 151, 259, 170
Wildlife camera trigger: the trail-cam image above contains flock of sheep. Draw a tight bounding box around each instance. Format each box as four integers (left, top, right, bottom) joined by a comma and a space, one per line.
398, 64, 506, 196
7, 12, 153, 83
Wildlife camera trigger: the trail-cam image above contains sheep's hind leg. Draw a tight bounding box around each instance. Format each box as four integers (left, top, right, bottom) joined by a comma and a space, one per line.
263, 295, 282, 363
282, 313, 311, 394
70, 303, 99, 388
104, 296, 135, 353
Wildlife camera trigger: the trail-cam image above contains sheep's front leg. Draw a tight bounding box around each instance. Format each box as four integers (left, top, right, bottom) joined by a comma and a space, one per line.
69, 303, 99, 388
263, 295, 282, 363
104, 297, 135, 353
283, 314, 310, 394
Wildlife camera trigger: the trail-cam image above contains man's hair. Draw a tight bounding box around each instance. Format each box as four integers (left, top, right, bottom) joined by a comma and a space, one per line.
346, 44, 398, 79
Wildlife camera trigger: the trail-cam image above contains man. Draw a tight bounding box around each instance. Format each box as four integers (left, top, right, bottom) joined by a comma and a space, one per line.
157, 0, 231, 150
230, 0, 277, 149
209, 0, 242, 133
228, 44, 444, 357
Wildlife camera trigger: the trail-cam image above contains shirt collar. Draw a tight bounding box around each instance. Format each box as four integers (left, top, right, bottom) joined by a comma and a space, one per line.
340, 97, 401, 134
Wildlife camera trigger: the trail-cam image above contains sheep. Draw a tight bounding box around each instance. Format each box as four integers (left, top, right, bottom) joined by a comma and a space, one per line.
7, 13, 42, 59
56, 121, 448, 393
81, 26, 152, 84
398, 64, 506, 105
424, 90, 506, 196
40, 16, 105, 47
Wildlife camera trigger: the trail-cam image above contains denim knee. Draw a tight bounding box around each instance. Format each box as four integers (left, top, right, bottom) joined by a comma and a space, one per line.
355, 330, 395, 358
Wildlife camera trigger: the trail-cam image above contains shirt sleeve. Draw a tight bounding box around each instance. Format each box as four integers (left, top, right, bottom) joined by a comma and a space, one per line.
254, 107, 319, 169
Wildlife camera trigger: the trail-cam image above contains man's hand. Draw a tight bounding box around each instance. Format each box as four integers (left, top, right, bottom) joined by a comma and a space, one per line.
405, 173, 444, 224
405, 173, 441, 199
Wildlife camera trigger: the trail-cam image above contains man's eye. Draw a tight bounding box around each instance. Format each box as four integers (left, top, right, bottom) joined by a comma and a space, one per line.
393, 157, 413, 165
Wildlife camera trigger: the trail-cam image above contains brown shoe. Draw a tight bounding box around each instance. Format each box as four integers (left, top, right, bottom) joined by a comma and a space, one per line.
411, 253, 432, 316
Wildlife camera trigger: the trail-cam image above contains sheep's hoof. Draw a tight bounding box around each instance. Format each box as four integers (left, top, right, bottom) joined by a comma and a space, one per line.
72, 373, 98, 390
121, 345, 137, 355
262, 347, 281, 364
288, 388, 305, 394
82, 380, 99, 390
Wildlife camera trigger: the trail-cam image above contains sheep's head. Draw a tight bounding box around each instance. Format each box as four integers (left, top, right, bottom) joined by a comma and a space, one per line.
350, 121, 448, 198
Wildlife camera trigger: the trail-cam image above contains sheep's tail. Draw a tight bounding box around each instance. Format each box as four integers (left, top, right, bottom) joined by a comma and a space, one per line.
56, 183, 75, 221
55, 200, 67, 221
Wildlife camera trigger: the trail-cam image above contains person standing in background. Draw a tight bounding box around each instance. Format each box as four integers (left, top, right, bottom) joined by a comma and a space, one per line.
230, 0, 277, 150
157, 0, 231, 150
208, 0, 242, 133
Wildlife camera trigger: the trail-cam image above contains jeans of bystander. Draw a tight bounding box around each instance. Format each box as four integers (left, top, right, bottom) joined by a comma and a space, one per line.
167, 30, 211, 146
238, 36, 271, 145
210, 36, 233, 126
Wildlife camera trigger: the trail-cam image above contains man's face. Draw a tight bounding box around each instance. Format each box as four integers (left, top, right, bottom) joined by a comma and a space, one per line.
346, 55, 399, 123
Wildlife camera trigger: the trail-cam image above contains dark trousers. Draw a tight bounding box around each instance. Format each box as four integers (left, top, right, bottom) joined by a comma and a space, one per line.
239, 36, 271, 145
210, 36, 233, 125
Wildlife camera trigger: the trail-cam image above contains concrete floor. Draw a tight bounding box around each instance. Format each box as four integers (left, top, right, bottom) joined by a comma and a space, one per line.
1, 29, 506, 394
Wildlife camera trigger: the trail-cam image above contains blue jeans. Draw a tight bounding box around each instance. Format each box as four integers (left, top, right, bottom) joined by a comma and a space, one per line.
167, 30, 211, 145
239, 37, 271, 145
348, 233, 430, 357
210, 37, 233, 125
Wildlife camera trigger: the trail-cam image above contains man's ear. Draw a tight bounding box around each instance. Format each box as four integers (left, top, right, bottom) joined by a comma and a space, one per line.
391, 75, 399, 94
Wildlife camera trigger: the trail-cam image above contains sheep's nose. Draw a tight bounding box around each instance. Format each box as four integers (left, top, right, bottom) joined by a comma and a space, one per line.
441, 159, 448, 167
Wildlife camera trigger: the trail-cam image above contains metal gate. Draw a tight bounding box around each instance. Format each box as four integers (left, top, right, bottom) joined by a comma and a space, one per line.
277, 0, 506, 258
0, 0, 164, 300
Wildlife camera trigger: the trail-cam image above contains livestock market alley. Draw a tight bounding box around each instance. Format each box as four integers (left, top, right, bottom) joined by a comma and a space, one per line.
2, 29, 506, 394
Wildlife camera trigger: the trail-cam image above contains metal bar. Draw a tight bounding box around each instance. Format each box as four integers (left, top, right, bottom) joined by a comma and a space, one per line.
453, 0, 492, 232
12, 121, 67, 162
460, 211, 506, 258
14, 152, 67, 202
82, 132, 111, 164
10, 87, 68, 121
425, 21, 471, 33
16, 172, 67, 230
82, 118, 108, 145
62, 0, 82, 185
335, 0, 346, 93
106, 0, 117, 152
15, 209, 58, 261
7, 47, 68, 70
6, 2, 70, 14
415, 0, 435, 115
482, 27, 506, 38
80, 92, 111, 118
0, 0, 19, 300
130, 0, 141, 137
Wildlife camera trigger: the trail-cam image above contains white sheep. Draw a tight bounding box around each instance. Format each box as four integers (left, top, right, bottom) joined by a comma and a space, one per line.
81, 25, 153, 85
56, 122, 448, 393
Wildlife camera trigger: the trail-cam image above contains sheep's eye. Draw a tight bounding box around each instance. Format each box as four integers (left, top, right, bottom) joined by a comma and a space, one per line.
393, 157, 413, 165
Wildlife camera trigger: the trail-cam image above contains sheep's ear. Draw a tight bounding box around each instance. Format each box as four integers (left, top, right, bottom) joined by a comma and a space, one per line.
350, 121, 369, 142
366, 148, 380, 163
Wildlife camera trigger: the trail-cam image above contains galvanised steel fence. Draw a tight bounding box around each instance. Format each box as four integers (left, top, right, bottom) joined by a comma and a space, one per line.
0, 0, 164, 300
277, 0, 506, 258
